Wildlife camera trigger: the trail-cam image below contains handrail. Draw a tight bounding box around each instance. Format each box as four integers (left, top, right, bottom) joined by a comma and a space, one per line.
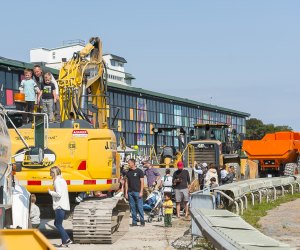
190, 208, 240, 250
190, 207, 292, 250
190, 175, 299, 250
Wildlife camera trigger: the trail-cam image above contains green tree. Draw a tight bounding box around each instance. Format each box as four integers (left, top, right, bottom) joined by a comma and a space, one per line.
246, 118, 292, 140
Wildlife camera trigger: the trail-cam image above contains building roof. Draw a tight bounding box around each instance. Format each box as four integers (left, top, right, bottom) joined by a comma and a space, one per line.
0, 56, 58, 75
125, 73, 136, 80
107, 81, 250, 117
31, 43, 85, 51
104, 54, 127, 63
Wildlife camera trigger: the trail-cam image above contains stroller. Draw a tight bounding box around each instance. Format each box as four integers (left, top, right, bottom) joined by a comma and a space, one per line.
143, 189, 163, 223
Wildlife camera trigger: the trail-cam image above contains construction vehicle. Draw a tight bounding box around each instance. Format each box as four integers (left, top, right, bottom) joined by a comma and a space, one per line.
0, 104, 31, 230
8, 37, 129, 244
150, 127, 186, 167
0, 105, 58, 250
0, 229, 56, 250
242, 131, 300, 177
188, 124, 258, 180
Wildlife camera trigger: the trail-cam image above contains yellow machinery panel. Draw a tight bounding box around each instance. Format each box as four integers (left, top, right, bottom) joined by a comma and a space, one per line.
0, 229, 55, 250
9, 127, 120, 193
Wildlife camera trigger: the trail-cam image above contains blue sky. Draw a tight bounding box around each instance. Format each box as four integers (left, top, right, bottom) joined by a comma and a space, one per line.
1, 1, 300, 130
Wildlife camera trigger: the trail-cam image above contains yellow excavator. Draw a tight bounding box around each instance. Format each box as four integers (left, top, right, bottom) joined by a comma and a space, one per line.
9, 37, 129, 244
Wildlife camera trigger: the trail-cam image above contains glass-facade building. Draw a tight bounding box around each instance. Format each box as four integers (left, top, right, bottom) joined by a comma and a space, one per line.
0, 57, 250, 153
107, 82, 249, 153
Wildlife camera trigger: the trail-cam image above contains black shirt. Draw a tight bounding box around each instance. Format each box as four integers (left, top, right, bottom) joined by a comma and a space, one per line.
173, 169, 191, 189
41, 82, 56, 99
33, 75, 44, 90
126, 168, 144, 192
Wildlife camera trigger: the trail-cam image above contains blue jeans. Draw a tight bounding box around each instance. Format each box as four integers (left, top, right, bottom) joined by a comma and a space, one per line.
54, 209, 70, 244
128, 192, 144, 224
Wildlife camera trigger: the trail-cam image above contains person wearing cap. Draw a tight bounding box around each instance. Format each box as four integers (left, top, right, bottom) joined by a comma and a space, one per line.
173, 161, 190, 218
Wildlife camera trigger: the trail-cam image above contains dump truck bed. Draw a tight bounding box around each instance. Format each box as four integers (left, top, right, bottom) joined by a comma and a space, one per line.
242, 132, 300, 161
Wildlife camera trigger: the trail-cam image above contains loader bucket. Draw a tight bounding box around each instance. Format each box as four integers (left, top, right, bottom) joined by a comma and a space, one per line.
0, 229, 55, 250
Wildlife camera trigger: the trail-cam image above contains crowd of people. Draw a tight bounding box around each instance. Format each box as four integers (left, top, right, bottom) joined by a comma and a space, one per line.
18, 65, 60, 123
120, 158, 237, 227
193, 161, 236, 188
120, 159, 192, 227
28, 159, 236, 249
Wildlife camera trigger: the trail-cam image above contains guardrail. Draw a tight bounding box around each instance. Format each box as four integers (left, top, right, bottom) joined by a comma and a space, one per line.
190, 175, 300, 250
214, 175, 299, 215
190, 207, 293, 250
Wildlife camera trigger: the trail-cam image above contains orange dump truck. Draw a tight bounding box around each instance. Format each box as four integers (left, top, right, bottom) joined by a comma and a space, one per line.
242, 131, 300, 177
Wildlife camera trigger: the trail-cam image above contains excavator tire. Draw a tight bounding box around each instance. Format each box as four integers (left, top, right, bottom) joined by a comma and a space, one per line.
73, 197, 129, 244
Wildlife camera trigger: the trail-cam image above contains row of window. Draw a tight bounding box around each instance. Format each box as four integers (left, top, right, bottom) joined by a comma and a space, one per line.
111, 116, 245, 148
107, 74, 123, 82
114, 131, 182, 147
108, 92, 245, 126
110, 60, 124, 67
108, 99, 245, 128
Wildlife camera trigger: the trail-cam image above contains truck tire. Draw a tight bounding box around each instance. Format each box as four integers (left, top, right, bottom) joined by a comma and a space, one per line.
284, 163, 298, 176
297, 155, 300, 167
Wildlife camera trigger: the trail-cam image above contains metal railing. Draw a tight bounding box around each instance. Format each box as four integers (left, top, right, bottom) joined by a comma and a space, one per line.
190, 175, 300, 250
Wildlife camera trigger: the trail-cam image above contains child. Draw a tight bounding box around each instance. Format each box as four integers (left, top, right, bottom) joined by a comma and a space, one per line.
210, 177, 221, 208
19, 69, 40, 122
210, 177, 219, 189
161, 169, 173, 194
220, 165, 228, 185
38, 72, 57, 121
30, 194, 40, 228
163, 193, 173, 227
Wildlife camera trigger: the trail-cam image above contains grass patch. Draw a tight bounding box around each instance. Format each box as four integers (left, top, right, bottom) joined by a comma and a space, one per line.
241, 192, 300, 228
